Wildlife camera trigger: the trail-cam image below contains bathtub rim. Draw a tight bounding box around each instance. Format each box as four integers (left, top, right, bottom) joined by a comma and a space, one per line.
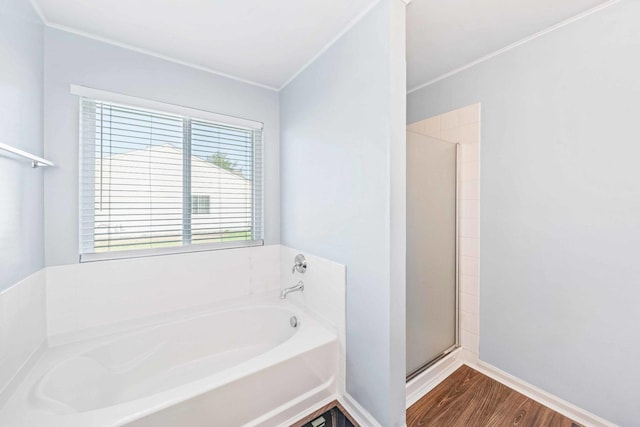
48, 290, 304, 348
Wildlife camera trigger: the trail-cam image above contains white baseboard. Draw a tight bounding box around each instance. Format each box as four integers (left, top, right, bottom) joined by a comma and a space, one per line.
340, 393, 383, 427
277, 394, 337, 427
469, 360, 616, 427
406, 348, 464, 408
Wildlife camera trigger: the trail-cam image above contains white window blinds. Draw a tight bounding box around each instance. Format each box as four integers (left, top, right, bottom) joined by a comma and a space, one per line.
79, 98, 263, 261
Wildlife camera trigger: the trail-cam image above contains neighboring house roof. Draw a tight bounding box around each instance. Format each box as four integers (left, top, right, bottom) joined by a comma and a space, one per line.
103, 143, 249, 183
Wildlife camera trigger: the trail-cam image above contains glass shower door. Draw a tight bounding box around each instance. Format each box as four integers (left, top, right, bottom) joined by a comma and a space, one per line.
406, 131, 458, 378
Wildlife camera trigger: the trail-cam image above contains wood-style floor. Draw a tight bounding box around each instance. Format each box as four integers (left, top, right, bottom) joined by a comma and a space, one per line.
407, 365, 581, 427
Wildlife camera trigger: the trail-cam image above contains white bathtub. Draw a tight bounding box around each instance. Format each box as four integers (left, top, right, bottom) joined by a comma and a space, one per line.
0, 293, 338, 426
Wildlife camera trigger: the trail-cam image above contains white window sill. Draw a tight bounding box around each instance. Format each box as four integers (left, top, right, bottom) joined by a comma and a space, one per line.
79, 239, 264, 263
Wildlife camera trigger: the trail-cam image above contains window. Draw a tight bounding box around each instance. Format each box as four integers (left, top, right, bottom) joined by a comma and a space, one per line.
79, 95, 263, 261
191, 195, 210, 215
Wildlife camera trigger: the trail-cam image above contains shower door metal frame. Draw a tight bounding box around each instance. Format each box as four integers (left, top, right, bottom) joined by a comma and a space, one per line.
406, 142, 460, 382
454, 142, 460, 350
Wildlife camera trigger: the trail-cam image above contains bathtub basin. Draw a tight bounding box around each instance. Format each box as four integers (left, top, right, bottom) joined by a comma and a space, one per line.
0, 293, 338, 426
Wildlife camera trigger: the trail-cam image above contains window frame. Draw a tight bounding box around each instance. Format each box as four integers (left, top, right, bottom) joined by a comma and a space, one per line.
191, 195, 211, 215
74, 85, 264, 262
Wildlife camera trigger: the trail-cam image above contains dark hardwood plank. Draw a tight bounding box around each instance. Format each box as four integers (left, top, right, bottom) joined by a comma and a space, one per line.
407, 365, 484, 425
407, 365, 580, 427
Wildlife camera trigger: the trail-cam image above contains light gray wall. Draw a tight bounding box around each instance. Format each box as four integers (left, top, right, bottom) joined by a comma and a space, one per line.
0, 0, 44, 291
408, 2, 640, 425
280, 1, 406, 425
43, 28, 280, 266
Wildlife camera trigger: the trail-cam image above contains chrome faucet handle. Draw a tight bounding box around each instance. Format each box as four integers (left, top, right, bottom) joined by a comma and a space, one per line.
292, 254, 307, 274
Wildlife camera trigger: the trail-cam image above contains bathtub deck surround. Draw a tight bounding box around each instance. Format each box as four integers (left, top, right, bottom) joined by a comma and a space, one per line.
0, 270, 47, 406
0, 245, 347, 426
45, 245, 281, 341
279, 246, 347, 398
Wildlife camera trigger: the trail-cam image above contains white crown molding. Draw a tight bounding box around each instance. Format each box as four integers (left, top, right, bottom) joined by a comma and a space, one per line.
30, 0, 387, 93
407, 0, 621, 94
41, 21, 280, 92
280, 0, 412, 90
28, 0, 49, 24
278, 0, 382, 91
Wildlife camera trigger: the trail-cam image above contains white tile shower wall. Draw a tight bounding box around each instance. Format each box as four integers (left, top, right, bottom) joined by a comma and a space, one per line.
279, 246, 346, 395
407, 103, 481, 360
0, 270, 46, 396
46, 245, 281, 338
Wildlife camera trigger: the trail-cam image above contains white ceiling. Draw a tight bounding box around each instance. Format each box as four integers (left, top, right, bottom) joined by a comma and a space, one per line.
33, 0, 611, 92
406, 0, 609, 91
32, 0, 376, 90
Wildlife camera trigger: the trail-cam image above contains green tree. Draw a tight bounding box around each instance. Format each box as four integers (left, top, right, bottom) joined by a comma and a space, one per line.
207, 152, 238, 173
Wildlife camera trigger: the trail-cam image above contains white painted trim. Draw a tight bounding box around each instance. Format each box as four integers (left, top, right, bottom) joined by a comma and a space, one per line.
468, 360, 616, 427
46, 22, 279, 92
278, 0, 382, 90
28, 0, 48, 25
406, 348, 464, 408
340, 393, 383, 427
38, 0, 392, 93
407, 0, 622, 94
278, 394, 338, 427
70, 84, 264, 130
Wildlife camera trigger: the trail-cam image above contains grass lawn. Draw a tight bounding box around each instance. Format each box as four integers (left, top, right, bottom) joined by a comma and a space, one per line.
94, 230, 253, 252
